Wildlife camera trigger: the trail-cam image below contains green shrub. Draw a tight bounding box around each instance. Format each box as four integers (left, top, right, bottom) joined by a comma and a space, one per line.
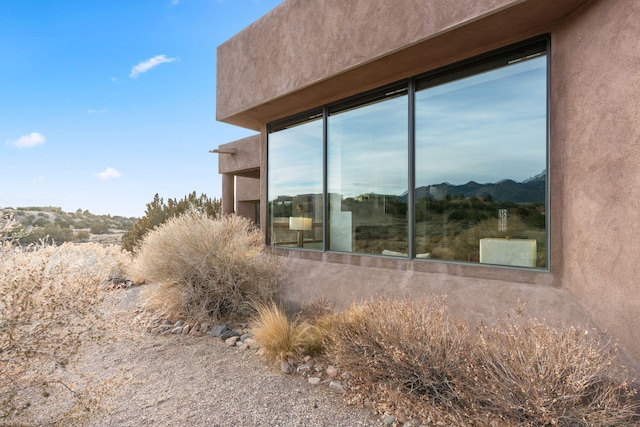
129, 212, 282, 321
19, 223, 76, 245
90, 222, 110, 234
75, 230, 91, 241
122, 192, 221, 253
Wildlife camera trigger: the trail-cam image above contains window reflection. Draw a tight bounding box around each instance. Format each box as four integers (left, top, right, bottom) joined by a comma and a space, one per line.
328, 92, 409, 255
415, 54, 547, 267
266, 39, 548, 269
268, 116, 323, 249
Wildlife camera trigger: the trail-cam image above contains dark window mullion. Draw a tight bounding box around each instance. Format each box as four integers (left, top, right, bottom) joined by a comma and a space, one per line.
408, 78, 416, 259
323, 105, 329, 252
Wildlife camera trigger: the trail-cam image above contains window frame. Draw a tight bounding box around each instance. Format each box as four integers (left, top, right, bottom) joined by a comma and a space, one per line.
266, 35, 550, 271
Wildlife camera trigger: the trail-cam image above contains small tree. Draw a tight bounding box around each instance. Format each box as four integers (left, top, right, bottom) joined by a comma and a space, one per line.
122, 192, 221, 253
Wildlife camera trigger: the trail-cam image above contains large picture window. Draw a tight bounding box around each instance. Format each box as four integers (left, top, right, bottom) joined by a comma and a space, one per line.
267, 37, 548, 269
268, 113, 324, 249
328, 87, 408, 255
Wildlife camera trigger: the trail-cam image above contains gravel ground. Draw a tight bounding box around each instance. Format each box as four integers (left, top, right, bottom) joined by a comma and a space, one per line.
74, 286, 385, 427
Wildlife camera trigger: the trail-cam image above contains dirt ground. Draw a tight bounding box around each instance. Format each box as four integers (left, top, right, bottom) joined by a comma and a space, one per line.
63, 285, 384, 427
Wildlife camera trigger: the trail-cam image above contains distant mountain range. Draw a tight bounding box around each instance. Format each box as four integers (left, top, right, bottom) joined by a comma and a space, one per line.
401, 170, 546, 203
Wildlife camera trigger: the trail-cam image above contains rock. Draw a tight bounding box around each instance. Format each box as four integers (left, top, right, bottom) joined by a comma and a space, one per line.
238, 343, 250, 351
240, 333, 252, 342
199, 322, 211, 333
159, 325, 172, 332
297, 364, 312, 373
225, 336, 240, 346
308, 377, 321, 385
326, 365, 339, 378
181, 325, 190, 334
220, 329, 240, 340
303, 355, 312, 363
161, 320, 172, 325
280, 361, 293, 374
256, 347, 266, 356
174, 320, 185, 327
329, 380, 346, 394
210, 325, 229, 337
243, 338, 259, 349
171, 326, 183, 334
383, 415, 396, 425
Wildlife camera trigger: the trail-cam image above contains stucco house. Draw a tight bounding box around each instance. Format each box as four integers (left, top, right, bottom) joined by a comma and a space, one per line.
214, 0, 640, 371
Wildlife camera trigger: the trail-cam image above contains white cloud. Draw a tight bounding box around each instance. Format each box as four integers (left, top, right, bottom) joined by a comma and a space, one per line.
129, 55, 176, 78
88, 108, 107, 114
96, 167, 122, 181
171, 0, 180, 5
7, 132, 46, 148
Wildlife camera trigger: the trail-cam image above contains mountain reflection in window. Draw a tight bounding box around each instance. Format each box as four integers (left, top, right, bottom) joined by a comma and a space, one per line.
414, 54, 547, 267
267, 40, 548, 269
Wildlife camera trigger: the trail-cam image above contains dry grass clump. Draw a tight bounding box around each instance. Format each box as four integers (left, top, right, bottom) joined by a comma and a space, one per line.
327, 297, 470, 423
325, 298, 639, 426
129, 212, 284, 321
467, 318, 639, 426
0, 240, 128, 425
250, 303, 322, 361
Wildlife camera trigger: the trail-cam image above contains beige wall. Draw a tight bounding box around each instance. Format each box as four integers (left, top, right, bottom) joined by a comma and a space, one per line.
551, 0, 640, 366
216, 0, 640, 370
217, 0, 587, 129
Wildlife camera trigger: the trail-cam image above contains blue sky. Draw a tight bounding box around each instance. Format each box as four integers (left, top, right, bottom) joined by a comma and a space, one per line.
1, 0, 282, 218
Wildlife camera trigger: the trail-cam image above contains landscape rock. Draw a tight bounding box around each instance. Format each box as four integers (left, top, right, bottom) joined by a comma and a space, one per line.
329, 381, 346, 394
225, 336, 240, 346
280, 361, 293, 374
326, 365, 339, 378
308, 377, 322, 385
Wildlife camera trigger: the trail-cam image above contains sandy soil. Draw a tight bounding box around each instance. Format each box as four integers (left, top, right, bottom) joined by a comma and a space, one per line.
69, 286, 384, 427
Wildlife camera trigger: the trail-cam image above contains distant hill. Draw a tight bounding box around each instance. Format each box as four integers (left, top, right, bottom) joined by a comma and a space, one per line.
1, 206, 137, 245
404, 171, 546, 204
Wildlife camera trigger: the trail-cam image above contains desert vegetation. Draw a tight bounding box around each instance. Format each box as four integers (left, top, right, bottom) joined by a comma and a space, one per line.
129, 212, 282, 322
121, 191, 221, 253
2, 202, 638, 426
1, 213, 130, 425
250, 298, 639, 425
2, 206, 137, 245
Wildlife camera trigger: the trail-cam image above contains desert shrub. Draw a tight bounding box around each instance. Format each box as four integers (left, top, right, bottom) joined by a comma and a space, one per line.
296, 297, 335, 323
328, 297, 469, 423
122, 192, 221, 253
90, 222, 110, 234
251, 303, 321, 361
0, 241, 129, 425
1, 210, 28, 244
129, 212, 282, 321
465, 318, 639, 426
19, 223, 76, 245
326, 298, 639, 425
75, 230, 91, 241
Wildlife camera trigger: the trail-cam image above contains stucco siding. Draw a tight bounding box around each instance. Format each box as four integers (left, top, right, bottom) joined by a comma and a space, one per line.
552, 0, 640, 366
217, 0, 587, 129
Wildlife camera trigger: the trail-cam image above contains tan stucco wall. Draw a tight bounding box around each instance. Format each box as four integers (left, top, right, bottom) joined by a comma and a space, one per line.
552, 0, 640, 367
217, 0, 587, 129
216, 0, 640, 370
216, 134, 260, 177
